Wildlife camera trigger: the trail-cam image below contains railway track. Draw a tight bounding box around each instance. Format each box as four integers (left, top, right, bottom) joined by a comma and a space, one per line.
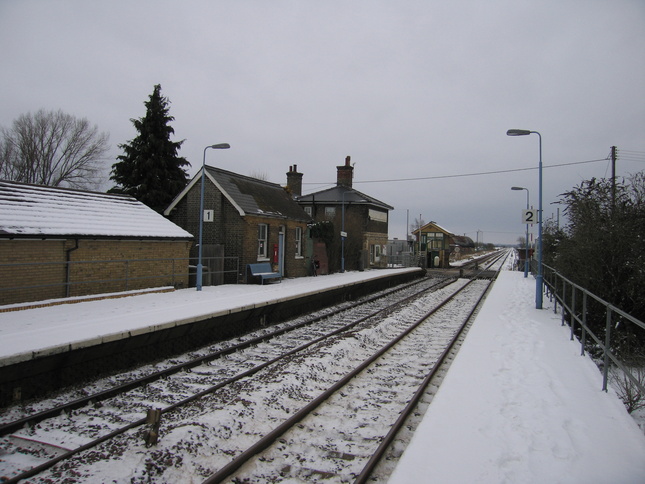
203, 251, 508, 483
0, 274, 445, 482
0, 250, 509, 482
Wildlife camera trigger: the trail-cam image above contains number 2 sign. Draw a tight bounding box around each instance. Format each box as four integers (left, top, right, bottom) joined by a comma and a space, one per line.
522, 209, 537, 224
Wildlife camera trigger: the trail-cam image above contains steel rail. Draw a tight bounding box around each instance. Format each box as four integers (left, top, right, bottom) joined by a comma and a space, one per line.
0, 275, 440, 438
202, 277, 488, 483
2, 277, 448, 483
354, 251, 507, 482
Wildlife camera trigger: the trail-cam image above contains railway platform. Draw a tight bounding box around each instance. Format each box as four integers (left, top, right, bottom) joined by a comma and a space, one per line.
0, 267, 423, 405
389, 268, 645, 483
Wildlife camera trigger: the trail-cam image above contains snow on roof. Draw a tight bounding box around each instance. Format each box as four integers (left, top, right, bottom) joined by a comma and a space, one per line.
0, 181, 193, 239
412, 221, 454, 236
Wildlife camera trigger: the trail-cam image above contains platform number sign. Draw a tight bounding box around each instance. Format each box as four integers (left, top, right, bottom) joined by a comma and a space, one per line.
522, 209, 537, 224
203, 209, 214, 223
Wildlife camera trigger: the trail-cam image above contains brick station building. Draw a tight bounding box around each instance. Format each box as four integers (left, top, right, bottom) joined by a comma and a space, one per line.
0, 180, 193, 306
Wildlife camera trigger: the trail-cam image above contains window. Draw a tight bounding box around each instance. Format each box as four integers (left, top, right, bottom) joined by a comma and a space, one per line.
428, 232, 444, 249
368, 209, 387, 222
258, 224, 268, 259
295, 227, 303, 257
324, 206, 336, 218
304, 206, 312, 216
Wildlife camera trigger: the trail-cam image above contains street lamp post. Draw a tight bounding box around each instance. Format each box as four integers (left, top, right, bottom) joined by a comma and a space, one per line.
511, 186, 530, 278
196, 143, 230, 291
507, 129, 543, 309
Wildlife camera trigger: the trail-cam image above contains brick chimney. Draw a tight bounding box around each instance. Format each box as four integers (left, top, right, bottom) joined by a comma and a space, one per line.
286, 164, 303, 197
336, 156, 353, 188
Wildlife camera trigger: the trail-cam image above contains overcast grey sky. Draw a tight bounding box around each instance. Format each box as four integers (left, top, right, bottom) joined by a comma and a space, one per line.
1, 0, 644, 244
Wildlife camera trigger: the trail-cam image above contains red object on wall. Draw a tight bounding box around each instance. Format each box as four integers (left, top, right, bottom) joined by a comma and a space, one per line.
273, 244, 278, 263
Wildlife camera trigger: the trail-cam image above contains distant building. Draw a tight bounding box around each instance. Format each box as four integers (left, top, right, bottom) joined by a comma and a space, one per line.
292, 157, 393, 272
0, 180, 193, 305
411, 221, 474, 268
165, 166, 312, 283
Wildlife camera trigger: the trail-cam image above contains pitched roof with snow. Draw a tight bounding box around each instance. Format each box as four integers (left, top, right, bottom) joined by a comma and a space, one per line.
0, 180, 193, 239
412, 221, 454, 236
166, 166, 311, 222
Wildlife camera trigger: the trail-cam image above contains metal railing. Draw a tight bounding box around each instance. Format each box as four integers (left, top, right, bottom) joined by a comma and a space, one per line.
542, 263, 645, 406
0, 256, 240, 306
387, 253, 419, 268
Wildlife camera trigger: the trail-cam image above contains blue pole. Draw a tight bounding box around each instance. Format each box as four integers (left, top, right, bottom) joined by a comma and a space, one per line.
507, 129, 543, 308
536, 131, 543, 309
196, 143, 230, 291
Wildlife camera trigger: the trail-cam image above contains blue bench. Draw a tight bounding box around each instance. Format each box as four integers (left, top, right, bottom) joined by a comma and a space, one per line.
247, 263, 282, 285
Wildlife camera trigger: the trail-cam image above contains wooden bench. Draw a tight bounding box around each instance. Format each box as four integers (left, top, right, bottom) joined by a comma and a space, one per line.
247, 262, 282, 285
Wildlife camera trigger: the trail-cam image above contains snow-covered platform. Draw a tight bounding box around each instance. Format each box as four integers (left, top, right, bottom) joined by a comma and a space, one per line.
0, 268, 422, 403
389, 269, 645, 484
0, 268, 421, 365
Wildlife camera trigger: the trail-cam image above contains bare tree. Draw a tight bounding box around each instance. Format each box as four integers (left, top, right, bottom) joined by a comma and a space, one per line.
249, 170, 269, 181
410, 216, 425, 234
0, 109, 109, 189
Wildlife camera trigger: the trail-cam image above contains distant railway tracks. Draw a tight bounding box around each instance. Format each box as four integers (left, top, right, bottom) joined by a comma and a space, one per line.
0, 250, 509, 482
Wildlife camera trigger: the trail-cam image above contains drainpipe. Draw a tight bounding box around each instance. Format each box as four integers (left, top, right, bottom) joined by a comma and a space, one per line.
65, 239, 80, 297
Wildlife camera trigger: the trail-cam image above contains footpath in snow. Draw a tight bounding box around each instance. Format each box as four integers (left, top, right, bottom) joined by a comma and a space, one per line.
389, 269, 645, 484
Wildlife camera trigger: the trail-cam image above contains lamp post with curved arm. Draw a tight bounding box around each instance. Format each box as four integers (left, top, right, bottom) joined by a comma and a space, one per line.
507, 129, 543, 309
197, 143, 230, 291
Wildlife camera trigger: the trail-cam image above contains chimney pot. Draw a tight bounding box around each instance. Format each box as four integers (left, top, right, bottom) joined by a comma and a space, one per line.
337, 156, 354, 188
286, 164, 303, 197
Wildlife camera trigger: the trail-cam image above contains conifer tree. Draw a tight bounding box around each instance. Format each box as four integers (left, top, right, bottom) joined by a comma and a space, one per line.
109, 84, 190, 212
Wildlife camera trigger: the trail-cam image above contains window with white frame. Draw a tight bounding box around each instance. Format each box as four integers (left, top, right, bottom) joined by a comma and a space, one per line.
324, 206, 336, 218
258, 224, 268, 259
295, 226, 303, 257
304, 206, 312, 216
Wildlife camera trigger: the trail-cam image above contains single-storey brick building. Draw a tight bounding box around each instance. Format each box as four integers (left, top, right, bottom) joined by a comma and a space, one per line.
0, 180, 193, 305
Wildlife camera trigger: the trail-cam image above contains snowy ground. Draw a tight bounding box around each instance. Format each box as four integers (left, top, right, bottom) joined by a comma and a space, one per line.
389, 257, 645, 484
0, 268, 420, 363
2, 258, 645, 482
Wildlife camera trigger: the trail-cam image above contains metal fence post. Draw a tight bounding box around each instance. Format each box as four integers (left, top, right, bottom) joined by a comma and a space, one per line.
602, 308, 612, 392
581, 292, 587, 356
570, 285, 576, 340
561, 279, 567, 326
553, 272, 559, 314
